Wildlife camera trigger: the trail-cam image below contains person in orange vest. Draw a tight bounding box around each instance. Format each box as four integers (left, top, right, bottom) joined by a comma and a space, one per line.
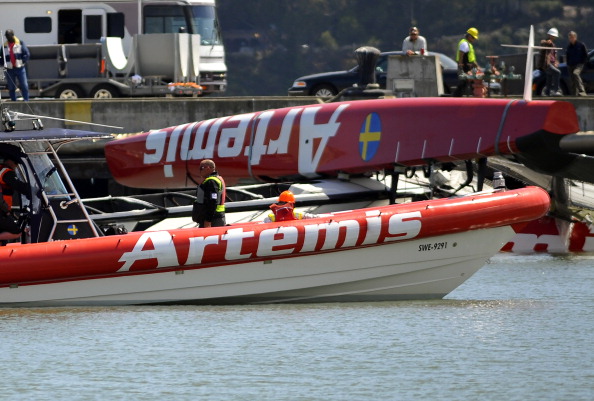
0, 155, 30, 242
263, 190, 317, 223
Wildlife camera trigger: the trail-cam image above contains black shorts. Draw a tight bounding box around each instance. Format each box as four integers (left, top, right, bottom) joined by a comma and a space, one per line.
0, 214, 21, 234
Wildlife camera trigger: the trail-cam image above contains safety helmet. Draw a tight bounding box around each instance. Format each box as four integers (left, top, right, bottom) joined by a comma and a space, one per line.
547, 27, 559, 38
278, 190, 295, 203
466, 27, 479, 39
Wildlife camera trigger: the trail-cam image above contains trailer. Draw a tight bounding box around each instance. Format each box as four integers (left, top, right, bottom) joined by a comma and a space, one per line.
0, 0, 226, 98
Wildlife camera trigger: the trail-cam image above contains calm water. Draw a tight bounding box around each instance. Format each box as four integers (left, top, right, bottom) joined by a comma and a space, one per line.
1, 254, 593, 401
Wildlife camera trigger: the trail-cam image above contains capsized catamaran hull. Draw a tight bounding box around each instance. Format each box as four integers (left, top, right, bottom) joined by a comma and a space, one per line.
0, 187, 549, 306
104, 97, 581, 189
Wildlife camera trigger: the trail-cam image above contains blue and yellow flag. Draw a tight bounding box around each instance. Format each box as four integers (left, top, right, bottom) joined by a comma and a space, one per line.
67, 224, 79, 236
359, 113, 381, 161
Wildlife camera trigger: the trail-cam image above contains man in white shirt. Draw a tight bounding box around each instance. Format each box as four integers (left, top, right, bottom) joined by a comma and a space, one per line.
402, 27, 427, 56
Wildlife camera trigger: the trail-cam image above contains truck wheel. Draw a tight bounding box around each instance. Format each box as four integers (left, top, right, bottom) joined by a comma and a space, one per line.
91, 84, 119, 99
57, 85, 85, 99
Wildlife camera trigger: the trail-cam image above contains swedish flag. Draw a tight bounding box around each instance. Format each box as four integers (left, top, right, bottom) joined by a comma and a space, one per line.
359, 113, 381, 161
67, 224, 79, 236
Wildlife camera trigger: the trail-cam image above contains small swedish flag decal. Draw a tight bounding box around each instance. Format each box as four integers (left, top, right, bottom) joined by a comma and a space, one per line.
359, 113, 381, 161
67, 224, 79, 236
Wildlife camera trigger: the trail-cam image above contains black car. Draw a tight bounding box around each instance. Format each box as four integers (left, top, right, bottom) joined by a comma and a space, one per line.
288, 51, 460, 97
533, 49, 594, 96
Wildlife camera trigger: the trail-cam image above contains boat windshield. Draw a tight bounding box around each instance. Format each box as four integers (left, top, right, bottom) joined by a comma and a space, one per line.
143, 5, 222, 45
26, 153, 69, 199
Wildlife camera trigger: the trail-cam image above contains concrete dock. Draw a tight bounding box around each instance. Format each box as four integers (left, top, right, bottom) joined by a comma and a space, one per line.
6, 95, 594, 133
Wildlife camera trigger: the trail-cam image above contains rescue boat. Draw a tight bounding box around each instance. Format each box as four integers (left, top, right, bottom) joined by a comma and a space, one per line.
0, 186, 548, 306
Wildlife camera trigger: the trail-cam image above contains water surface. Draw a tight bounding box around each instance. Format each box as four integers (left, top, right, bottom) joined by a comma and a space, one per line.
1, 253, 593, 400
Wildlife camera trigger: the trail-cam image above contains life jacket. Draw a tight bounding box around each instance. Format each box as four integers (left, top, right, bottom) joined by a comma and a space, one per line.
197, 174, 226, 213
0, 166, 14, 208
267, 203, 298, 222
456, 38, 475, 67
3, 37, 27, 69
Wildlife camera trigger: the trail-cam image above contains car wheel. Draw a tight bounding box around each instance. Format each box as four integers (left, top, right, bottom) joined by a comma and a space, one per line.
312, 85, 337, 97
57, 85, 85, 99
91, 84, 119, 99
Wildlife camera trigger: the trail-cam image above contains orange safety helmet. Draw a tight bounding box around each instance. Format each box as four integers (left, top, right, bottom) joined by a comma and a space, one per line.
278, 190, 295, 203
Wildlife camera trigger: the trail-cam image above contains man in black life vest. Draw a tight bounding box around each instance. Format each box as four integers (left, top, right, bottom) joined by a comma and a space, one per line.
192, 159, 226, 228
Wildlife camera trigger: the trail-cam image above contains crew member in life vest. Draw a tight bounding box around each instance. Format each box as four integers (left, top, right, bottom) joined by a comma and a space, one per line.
0, 186, 21, 242
0, 155, 30, 242
453, 27, 481, 97
263, 190, 317, 223
192, 159, 226, 228
1, 29, 30, 101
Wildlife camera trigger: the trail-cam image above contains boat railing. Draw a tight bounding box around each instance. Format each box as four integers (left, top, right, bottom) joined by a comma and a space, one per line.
34, 141, 102, 242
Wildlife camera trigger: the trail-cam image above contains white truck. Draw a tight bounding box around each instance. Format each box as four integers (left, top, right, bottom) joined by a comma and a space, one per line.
0, 0, 227, 98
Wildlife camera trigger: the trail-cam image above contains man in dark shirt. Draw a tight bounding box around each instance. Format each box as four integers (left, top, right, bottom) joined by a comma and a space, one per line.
566, 31, 588, 96
191, 159, 226, 228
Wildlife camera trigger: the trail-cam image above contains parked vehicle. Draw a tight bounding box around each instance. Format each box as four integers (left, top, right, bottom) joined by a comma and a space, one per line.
0, 0, 226, 98
533, 49, 594, 96
288, 51, 460, 97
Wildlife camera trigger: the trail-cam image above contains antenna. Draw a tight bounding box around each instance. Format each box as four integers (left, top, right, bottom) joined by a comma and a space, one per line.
15, 112, 123, 129
501, 25, 562, 102
1, 104, 123, 132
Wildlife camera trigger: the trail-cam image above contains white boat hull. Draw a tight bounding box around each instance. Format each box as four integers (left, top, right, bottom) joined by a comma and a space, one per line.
0, 227, 510, 306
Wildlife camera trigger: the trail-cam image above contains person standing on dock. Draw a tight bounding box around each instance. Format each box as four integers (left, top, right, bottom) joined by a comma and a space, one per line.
566, 31, 588, 96
538, 27, 562, 96
192, 159, 226, 228
1, 29, 30, 101
454, 27, 481, 97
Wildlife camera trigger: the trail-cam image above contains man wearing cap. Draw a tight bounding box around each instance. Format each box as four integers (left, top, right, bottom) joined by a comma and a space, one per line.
538, 27, 561, 96
402, 27, 427, 56
453, 27, 481, 97
0, 155, 30, 242
1, 29, 30, 101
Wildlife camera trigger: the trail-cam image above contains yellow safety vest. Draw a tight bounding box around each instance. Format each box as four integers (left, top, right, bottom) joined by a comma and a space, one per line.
456, 38, 475, 64
202, 175, 225, 213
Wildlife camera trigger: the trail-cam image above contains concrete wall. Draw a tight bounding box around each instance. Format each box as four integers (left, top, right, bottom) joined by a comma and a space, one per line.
6, 96, 593, 134
386, 55, 444, 97
7, 97, 320, 133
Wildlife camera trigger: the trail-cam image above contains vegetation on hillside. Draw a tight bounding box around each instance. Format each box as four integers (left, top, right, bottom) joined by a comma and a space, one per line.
217, 0, 593, 96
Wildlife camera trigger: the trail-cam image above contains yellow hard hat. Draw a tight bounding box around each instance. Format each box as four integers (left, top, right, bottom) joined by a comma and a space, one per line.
467, 27, 479, 39
278, 190, 295, 203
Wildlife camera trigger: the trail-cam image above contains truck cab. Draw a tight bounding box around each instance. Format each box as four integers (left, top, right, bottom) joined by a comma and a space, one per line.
0, 0, 227, 98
